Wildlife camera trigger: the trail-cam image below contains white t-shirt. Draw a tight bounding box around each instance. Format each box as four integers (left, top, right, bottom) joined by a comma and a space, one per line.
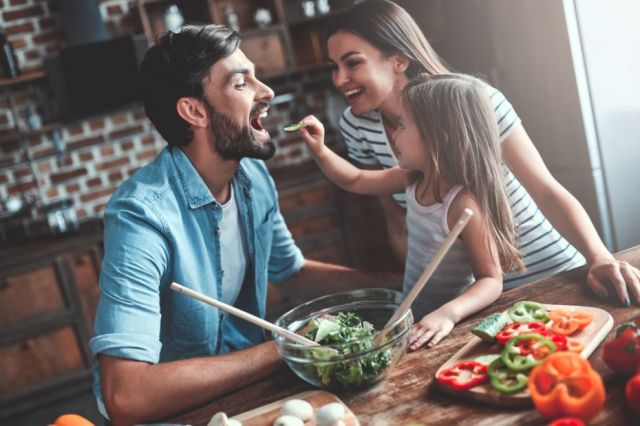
219, 185, 247, 305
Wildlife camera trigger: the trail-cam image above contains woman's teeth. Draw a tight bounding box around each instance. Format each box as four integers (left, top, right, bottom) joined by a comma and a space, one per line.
345, 88, 364, 98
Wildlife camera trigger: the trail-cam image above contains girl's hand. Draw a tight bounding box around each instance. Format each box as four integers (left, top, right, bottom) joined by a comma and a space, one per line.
408, 309, 456, 351
297, 115, 326, 156
587, 255, 640, 306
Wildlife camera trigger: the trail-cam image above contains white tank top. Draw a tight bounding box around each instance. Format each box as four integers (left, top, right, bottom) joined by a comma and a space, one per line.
403, 183, 475, 319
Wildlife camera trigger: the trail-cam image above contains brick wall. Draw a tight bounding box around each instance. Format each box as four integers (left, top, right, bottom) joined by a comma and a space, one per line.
0, 0, 344, 236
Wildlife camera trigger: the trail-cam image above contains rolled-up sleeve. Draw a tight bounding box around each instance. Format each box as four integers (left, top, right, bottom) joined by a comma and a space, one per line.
89, 196, 169, 364
267, 203, 304, 283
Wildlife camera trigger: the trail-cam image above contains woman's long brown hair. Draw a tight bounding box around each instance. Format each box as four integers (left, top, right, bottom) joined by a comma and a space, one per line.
403, 74, 524, 273
326, 0, 449, 77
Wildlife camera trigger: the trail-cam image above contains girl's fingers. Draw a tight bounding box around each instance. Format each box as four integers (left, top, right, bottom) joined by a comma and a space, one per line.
427, 330, 448, 348
412, 329, 435, 350
409, 325, 425, 344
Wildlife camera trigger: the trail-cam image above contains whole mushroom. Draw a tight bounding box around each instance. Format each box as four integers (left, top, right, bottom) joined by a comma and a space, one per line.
281, 399, 314, 421
315, 402, 346, 426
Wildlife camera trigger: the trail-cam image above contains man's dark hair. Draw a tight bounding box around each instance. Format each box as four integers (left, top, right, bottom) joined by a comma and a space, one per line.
140, 25, 240, 147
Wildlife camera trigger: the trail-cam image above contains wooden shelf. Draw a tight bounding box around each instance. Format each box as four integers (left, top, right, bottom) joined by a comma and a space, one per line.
286, 10, 343, 26
0, 71, 47, 89
0, 122, 60, 144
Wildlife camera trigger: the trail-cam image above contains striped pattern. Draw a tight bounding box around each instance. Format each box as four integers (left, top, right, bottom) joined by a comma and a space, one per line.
403, 184, 475, 318
340, 83, 585, 290
501, 166, 585, 288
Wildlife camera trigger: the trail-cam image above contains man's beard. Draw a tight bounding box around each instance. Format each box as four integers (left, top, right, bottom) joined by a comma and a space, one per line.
204, 100, 276, 161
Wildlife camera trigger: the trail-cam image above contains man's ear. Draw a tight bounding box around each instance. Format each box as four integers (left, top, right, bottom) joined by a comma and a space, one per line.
176, 97, 209, 128
392, 53, 410, 74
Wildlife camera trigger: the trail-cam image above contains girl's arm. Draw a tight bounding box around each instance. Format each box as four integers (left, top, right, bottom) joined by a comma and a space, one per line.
409, 192, 503, 350
297, 115, 409, 195
502, 125, 640, 306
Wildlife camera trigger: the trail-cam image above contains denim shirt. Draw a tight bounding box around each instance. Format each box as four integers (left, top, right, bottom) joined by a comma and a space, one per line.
89, 147, 304, 409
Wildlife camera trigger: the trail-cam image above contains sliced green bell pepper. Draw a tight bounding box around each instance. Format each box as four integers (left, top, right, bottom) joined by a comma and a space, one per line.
488, 358, 529, 393
508, 300, 549, 323
501, 333, 556, 371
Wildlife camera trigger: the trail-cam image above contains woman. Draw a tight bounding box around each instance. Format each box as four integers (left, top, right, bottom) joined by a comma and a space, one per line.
326, 0, 640, 305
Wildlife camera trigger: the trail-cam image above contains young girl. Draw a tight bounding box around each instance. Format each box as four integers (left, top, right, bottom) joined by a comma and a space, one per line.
297, 73, 523, 350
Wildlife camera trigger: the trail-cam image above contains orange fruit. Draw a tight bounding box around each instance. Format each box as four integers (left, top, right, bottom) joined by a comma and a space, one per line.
51, 414, 94, 426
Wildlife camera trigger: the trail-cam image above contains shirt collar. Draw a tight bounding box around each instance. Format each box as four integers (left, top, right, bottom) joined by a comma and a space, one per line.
171, 147, 253, 209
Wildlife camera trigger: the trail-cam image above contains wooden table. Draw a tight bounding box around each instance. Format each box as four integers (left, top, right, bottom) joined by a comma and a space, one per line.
171, 247, 640, 426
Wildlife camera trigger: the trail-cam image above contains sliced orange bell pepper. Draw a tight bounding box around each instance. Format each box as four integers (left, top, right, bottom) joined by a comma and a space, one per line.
565, 337, 584, 354
528, 352, 605, 421
548, 310, 593, 334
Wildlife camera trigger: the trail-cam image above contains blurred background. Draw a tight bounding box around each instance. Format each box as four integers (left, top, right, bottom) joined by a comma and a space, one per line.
0, 0, 638, 424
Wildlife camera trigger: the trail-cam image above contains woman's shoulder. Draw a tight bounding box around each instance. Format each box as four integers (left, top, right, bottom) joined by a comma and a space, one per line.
479, 81, 509, 104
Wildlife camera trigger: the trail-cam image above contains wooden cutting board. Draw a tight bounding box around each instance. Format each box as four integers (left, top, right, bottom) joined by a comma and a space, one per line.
231, 390, 360, 425
434, 304, 613, 406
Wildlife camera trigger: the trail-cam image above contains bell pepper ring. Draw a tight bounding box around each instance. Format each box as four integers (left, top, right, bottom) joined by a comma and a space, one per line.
496, 321, 547, 345
437, 360, 489, 391
502, 334, 556, 371
528, 352, 605, 422
488, 358, 529, 394
548, 310, 593, 331
508, 301, 550, 323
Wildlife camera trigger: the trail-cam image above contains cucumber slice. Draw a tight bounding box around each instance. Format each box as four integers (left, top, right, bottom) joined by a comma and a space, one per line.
471, 312, 509, 343
283, 123, 307, 132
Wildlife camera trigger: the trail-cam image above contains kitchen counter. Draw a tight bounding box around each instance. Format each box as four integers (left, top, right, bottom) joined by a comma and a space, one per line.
169, 246, 640, 425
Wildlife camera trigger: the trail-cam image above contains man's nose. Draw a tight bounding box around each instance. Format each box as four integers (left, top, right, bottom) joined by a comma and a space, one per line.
255, 79, 274, 102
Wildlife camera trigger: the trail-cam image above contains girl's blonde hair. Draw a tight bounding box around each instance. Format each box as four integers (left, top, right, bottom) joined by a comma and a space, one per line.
403, 74, 524, 272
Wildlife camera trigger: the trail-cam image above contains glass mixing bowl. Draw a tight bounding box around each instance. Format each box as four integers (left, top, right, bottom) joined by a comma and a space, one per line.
273, 288, 413, 389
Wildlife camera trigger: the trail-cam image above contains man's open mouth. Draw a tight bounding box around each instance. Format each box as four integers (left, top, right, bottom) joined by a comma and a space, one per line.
250, 109, 268, 134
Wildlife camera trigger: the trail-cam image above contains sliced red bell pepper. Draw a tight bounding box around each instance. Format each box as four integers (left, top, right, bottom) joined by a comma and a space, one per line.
496, 321, 547, 344
437, 360, 489, 390
538, 329, 568, 352
548, 418, 586, 426
603, 319, 640, 375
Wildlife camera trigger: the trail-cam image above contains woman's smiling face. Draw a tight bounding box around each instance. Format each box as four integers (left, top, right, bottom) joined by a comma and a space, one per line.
327, 31, 401, 115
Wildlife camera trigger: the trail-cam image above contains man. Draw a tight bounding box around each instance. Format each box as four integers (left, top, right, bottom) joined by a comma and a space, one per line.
90, 25, 399, 425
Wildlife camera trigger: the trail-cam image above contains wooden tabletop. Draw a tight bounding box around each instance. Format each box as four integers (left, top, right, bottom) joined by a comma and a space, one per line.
171, 246, 640, 426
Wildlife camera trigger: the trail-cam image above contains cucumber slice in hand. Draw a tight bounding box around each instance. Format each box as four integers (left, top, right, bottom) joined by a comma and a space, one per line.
283, 123, 307, 132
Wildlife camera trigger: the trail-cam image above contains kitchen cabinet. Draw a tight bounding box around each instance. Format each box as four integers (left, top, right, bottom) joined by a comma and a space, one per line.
0, 235, 102, 422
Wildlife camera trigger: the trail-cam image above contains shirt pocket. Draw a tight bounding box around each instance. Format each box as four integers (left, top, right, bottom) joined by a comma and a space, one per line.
254, 207, 275, 268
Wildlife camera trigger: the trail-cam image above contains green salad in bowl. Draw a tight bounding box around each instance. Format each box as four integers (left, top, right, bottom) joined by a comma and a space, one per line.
273, 289, 413, 389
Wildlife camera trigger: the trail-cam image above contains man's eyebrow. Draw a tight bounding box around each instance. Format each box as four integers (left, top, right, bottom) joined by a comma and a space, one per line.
225, 67, 250, 84
340, 51, 361, 61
